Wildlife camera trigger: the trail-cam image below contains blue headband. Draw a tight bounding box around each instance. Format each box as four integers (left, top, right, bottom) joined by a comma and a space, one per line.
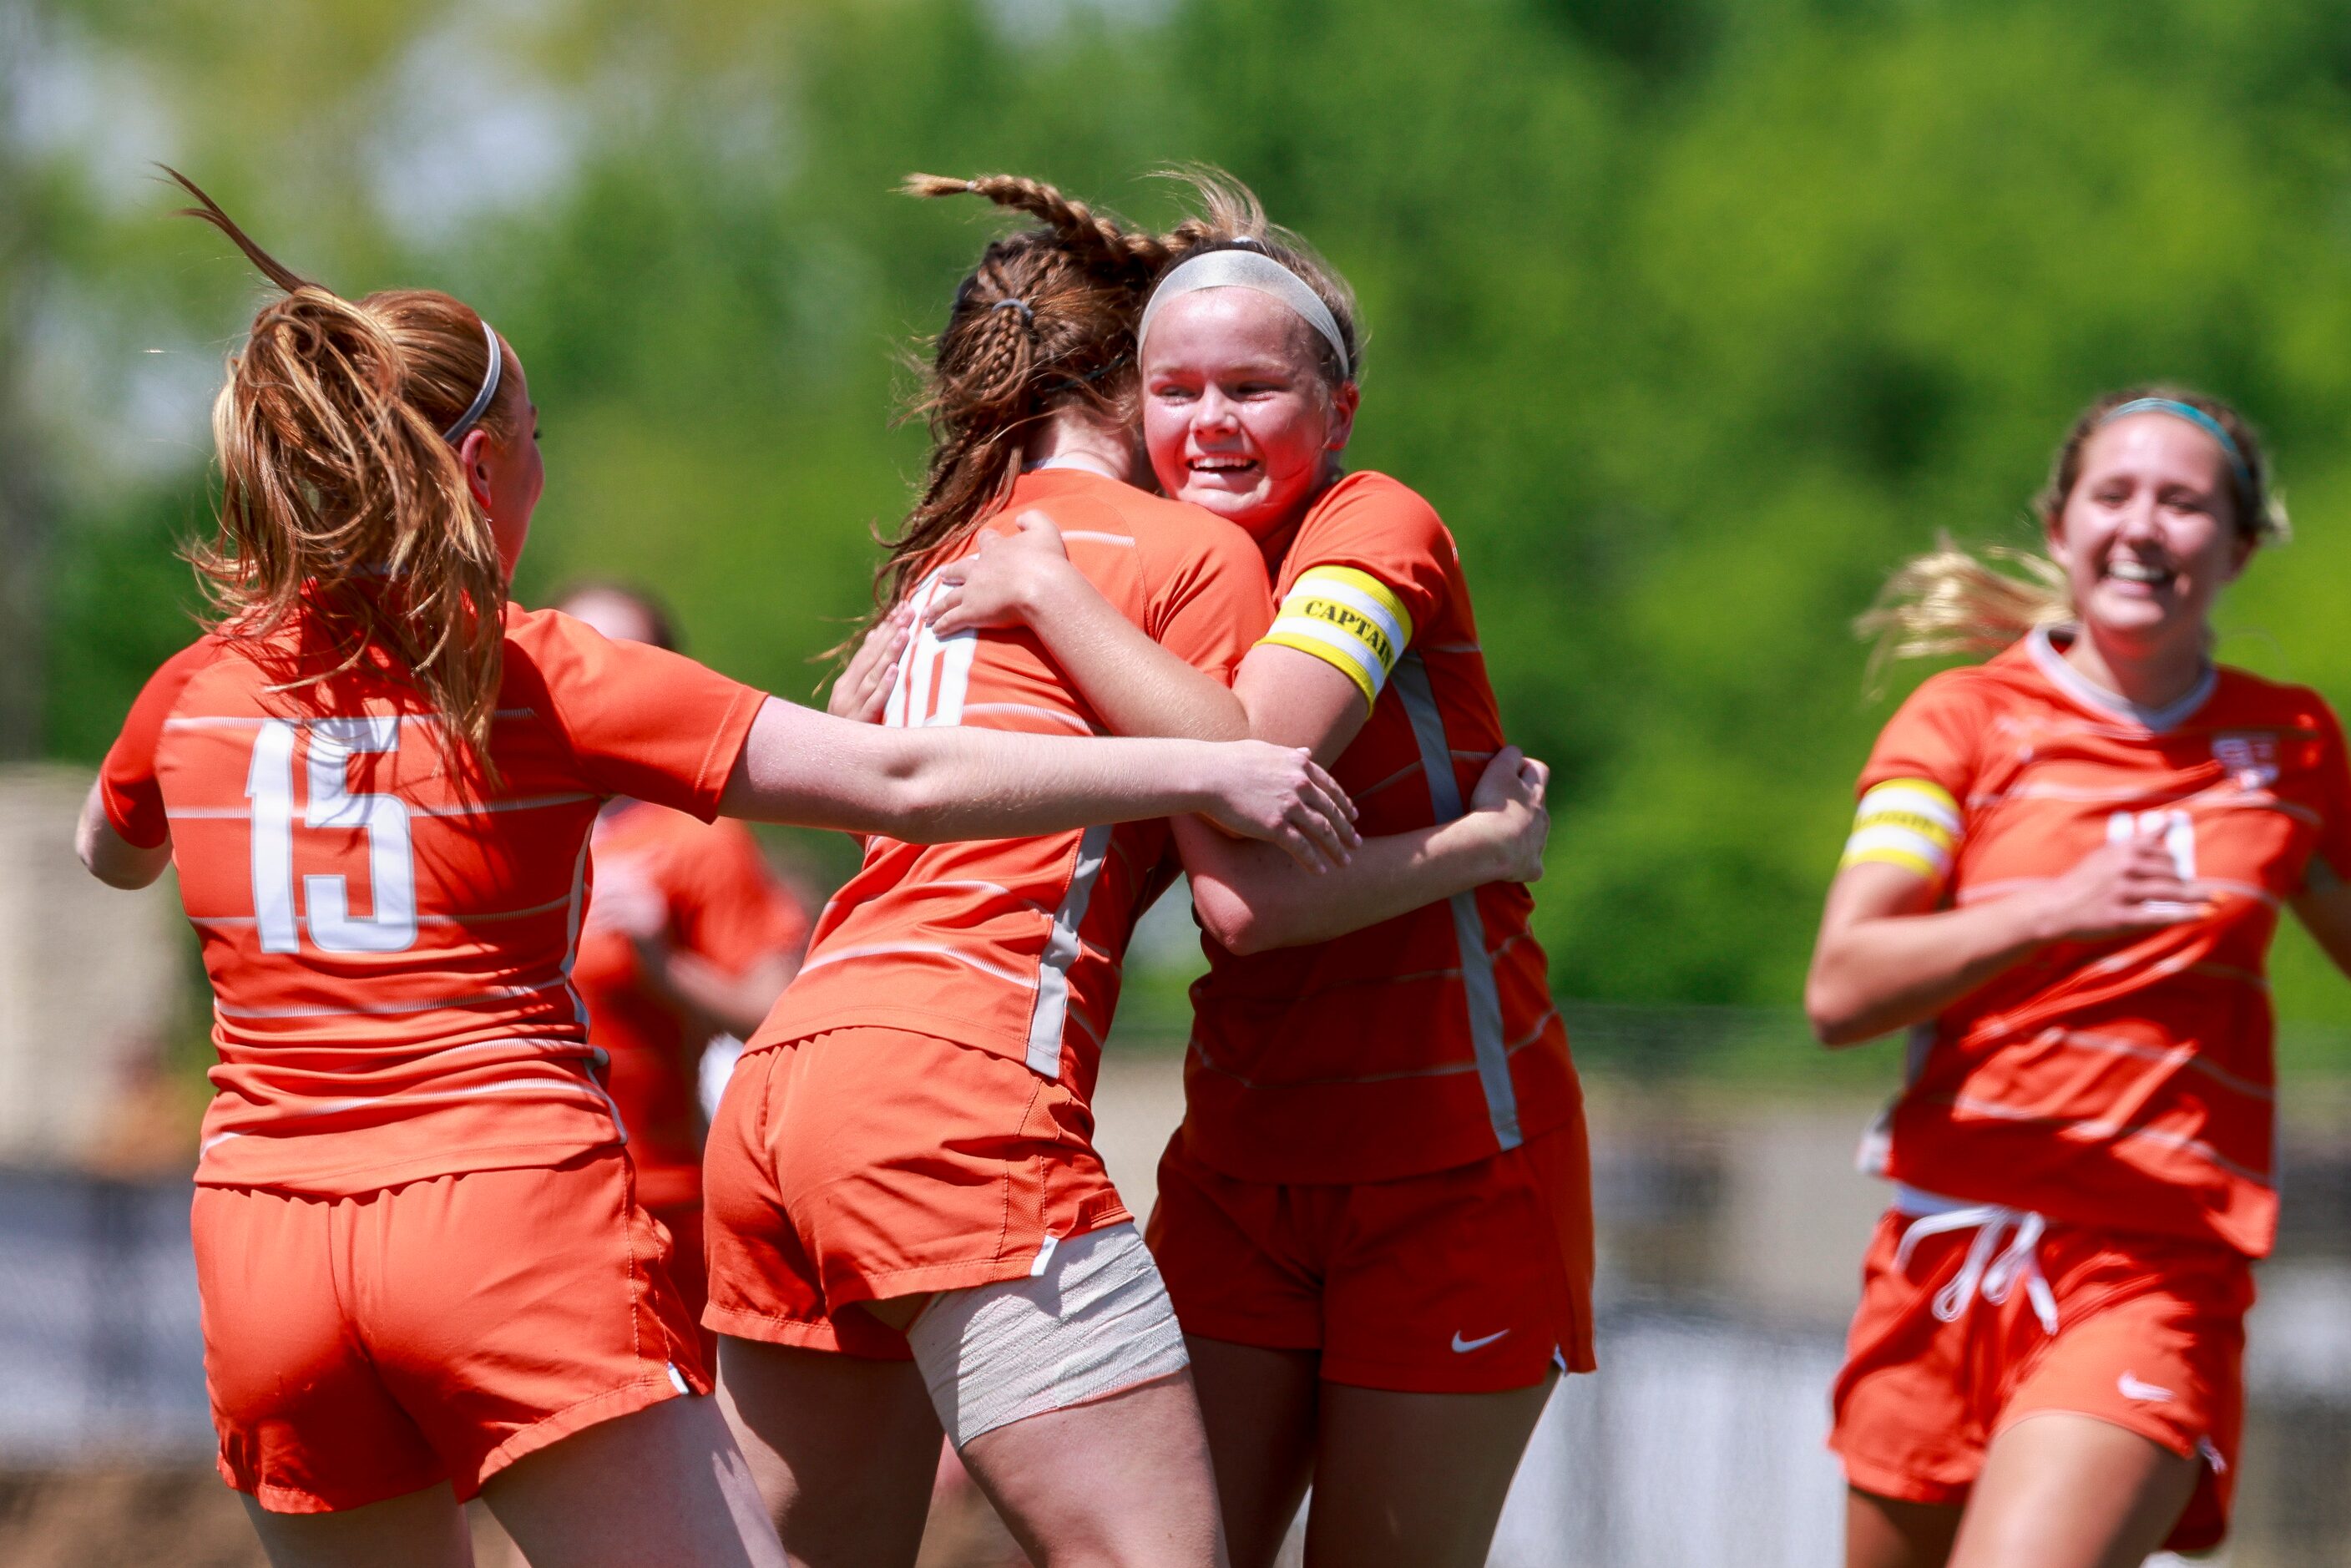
442, 317, 503, 443
2098, 397, 2254, 495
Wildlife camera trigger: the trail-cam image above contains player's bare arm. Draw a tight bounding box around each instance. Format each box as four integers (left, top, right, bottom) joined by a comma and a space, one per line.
75, 781, 171, 890
924, 529, 1378, 765
2290, 854, 2351, 978
719, 695, 1358, 870
1807, 819, 2211, 1047
926, 511, 1255, 743
1185, 746, 1550, 953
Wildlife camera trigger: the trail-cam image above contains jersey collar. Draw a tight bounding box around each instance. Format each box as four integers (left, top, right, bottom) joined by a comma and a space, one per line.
2025, 625, 2217, 734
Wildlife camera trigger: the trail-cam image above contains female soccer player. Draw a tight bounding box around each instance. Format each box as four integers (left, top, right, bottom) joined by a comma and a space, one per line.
703, 175, 1555, 1568
559, 583, 813, 1343
913, 175, 1591, 1568
78, 173, 1353, 1568
1807, 390, 2351, 1567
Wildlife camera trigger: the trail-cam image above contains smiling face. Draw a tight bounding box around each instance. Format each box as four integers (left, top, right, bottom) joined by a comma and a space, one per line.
2046, 412, 2252, 659
1140, 288, 1358, 539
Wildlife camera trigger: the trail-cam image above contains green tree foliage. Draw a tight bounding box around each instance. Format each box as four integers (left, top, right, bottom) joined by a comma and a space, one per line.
28, 0, 2351, 1026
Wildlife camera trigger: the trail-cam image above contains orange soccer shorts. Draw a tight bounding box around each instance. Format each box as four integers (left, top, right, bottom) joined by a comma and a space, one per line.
1146, 1120, 1595, 1394
195, 1150, 707, 1515
1832, 1206, 2252, 1555
701, 1027, 1132, 1358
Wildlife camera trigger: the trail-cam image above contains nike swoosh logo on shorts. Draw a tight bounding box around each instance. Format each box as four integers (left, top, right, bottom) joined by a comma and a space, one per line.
1451, 1329, 1510, 1353
2118, 1371, 2174, 1403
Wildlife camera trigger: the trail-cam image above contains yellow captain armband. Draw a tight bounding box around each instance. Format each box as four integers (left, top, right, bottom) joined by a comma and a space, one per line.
1258, 565, 1415, 707
1840, 779, 1962, 886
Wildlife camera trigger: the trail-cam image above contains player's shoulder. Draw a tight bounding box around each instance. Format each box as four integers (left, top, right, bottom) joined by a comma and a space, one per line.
2208, 664, 2345, 735
1873, 656, 2030, 748
1292, 470, 1455, 570
1122, 488, 1264, 571
1309, 470, 1446, 530
500, 602, 585, 660
135, 628, 242, 711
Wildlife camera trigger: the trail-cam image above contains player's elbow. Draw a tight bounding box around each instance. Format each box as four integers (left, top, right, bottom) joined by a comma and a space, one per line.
1804, 969, 1871, 1049
1191, 882, 1282, 956
79, 830, 165, 890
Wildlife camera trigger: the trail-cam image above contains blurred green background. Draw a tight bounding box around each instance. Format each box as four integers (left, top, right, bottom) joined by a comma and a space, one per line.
16, 0, 2351, 1044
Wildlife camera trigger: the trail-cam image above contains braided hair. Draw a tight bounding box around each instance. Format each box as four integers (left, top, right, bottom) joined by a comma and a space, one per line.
872, 175, 1182, 613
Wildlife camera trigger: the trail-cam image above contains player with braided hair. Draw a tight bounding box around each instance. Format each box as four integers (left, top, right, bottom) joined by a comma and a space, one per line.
910, 169, 1589, 1568
705, 174, 1550, 1567
79, 172, 1358, 1568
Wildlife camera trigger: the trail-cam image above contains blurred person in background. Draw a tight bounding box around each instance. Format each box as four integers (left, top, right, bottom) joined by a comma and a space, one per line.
912, 172, 1587, 1568
716, 173, 1545, 1568
558, 582, 812, 1345
75, 172, 1357, 1568
1807, 391, 2351, 1567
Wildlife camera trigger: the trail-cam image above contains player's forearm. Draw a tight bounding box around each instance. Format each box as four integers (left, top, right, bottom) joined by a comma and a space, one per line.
76, 781, 172, 889
1805, 898, 2049, 1047
640, 948, 797, 1039
1008, 569, 1244, 741
724, 699, 1217, 838
883, 730, 1231, 842
1181, 812, 1504, 954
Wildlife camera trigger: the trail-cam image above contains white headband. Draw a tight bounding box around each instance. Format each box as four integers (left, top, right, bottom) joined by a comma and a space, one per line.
442, 316, 503, 443
1136, 249, 1352, 381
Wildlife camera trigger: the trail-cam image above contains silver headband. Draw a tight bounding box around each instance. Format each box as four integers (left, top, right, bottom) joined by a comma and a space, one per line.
1136, 250, 1351, 381
442, 316, 503, 443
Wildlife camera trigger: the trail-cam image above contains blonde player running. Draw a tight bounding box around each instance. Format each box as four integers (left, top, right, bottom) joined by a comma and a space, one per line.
1810, 391, 2351, 1566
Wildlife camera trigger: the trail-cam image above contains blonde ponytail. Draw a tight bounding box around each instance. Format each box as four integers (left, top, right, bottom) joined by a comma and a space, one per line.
1857, 538, 2071, 683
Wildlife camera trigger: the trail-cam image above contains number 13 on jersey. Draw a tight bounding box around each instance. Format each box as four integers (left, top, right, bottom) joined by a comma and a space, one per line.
245, 717, 419, 954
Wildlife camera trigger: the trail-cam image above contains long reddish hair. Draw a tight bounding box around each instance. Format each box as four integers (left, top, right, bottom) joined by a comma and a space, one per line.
875, 174, 1182, 614
170, 169, 519, 770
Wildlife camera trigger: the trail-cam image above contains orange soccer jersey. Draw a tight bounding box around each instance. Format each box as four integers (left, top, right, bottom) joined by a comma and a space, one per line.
755, 467, 1274, 1090
1846, 628, 2351, 1256
1181, 471, 1583, 1186
573, 802, 809, 1210
98, 604, 766, 1195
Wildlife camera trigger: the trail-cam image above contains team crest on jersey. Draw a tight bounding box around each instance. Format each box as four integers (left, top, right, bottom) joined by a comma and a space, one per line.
2212, 734, 2278, 790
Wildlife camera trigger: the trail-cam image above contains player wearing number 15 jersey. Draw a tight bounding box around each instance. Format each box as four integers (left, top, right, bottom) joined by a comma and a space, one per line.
1808, 390, 2351, 1568
76, 175, 1353, 1568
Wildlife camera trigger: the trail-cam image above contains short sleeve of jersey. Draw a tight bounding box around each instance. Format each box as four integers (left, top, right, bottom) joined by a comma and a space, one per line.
1843, 670, 1986, 887
2307, 695, 2351, 882
520, 609, 767, 821
1263, 473, 1452, 707
1147, 524, 1276, 684
673, 822, 812, 974
99, 638, 222, 847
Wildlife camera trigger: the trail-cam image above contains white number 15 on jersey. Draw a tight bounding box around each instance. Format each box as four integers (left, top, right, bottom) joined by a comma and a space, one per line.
245, 717, 419, 954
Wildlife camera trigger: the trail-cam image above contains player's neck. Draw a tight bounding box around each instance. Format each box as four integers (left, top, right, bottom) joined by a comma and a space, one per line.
2060, 623, 2211, 715
1025, 410, 1131, 483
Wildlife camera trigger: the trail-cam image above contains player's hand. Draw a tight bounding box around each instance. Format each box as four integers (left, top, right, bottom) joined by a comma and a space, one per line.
1469, 746, 1551, 884
926, 513, 1072, 637
829, 602, 912, 723
1199, 742, 1361, 873
583, 862, 668, 940
2027, 829, 2213, 944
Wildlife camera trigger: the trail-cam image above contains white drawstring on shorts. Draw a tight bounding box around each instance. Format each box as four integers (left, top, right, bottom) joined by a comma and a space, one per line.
1891, 1186, 2060, 1336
